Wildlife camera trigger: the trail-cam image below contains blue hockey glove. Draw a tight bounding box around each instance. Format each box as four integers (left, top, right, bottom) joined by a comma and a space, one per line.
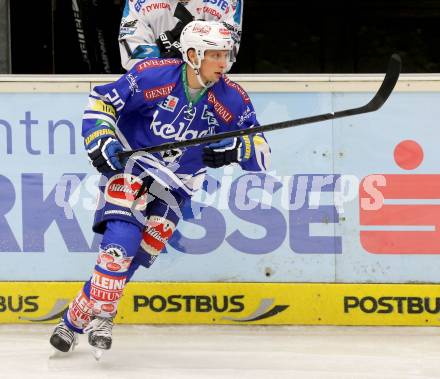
202, 136, 254, 168
84, 128, 124, 173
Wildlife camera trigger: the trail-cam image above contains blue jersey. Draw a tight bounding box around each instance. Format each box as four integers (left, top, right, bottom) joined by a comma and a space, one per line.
82, 58, 270, 197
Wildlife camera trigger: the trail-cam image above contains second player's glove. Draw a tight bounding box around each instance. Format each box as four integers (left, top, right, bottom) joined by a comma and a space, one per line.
156, 21, 186, 59
202, 136, 254, 168
84, 128, 124, 173
161, 41, 183, 59
156, 3, 193, 58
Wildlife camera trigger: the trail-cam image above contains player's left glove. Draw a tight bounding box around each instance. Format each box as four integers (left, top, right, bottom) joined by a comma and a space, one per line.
202, 136, 254, 168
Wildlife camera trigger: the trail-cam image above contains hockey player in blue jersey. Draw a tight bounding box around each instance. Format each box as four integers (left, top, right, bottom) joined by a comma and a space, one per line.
50, 20, 270, 358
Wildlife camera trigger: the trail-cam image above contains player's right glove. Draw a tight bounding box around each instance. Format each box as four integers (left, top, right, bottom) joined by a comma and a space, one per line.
202, 136, 254, 168
84, 127, 124, 173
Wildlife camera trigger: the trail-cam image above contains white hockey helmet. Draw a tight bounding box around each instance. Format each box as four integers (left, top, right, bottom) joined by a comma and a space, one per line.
180, 20, 234, 87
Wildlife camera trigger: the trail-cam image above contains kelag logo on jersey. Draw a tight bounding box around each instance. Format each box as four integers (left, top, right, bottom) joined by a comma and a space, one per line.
150, 106, 215, 141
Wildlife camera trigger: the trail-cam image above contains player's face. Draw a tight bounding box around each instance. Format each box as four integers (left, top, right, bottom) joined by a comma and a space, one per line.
200, 50, 230, 83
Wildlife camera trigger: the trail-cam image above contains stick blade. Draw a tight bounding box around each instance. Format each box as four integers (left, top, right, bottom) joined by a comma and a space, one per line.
366, 53, 402, 111
336, 54, 401, 118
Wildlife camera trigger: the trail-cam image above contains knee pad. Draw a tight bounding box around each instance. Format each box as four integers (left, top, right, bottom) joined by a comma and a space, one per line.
140, 215, 176, 262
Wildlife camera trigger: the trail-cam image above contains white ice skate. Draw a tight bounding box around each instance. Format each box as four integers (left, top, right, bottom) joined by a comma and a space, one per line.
84, 317, 113, 361
49, 320, 79, 357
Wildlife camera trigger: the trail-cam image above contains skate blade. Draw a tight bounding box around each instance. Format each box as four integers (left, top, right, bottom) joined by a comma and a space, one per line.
92, 347, 104, 361
49, 336, 79, 359
49, 348, 71, 359
49, 349, 61, 359
72, 336, 79, 352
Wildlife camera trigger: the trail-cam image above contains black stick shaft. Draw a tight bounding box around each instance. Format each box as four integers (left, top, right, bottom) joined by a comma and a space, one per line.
118, 54, 401, 160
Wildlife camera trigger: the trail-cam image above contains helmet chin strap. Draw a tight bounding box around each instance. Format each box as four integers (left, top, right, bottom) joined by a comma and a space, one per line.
188, 57, 215, 89
195, 68, 215, 89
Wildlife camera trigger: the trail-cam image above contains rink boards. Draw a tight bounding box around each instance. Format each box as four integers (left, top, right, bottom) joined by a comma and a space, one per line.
1, 75, 440, 326
1, 76, 440, 283
1, 282, 440, 326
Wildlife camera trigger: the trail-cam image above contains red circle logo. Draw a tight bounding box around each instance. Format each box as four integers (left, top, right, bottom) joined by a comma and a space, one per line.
101, 303, 115, 313
106, 262, 122, 272
394, 140, 424, 170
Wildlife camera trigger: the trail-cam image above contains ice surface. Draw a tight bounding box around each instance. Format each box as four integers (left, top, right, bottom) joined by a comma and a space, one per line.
0, 324, 439, 379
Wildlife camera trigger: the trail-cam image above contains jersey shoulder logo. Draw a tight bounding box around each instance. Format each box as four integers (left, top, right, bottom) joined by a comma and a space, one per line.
223, 75, 250, 103
236, 106, 255, 127
144, 83, 176, 101
207, 91, 233, 124
136, 58, 182, 72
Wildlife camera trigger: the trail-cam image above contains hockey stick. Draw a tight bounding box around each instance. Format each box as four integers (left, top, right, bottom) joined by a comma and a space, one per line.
118, 54, 401, 160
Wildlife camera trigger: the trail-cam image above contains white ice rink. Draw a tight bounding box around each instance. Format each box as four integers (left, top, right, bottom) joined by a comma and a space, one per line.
1, 325, 439, 379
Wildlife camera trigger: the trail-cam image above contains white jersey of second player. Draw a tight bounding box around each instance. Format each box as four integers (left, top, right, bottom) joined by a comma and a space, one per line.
119, 0, 243, 70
